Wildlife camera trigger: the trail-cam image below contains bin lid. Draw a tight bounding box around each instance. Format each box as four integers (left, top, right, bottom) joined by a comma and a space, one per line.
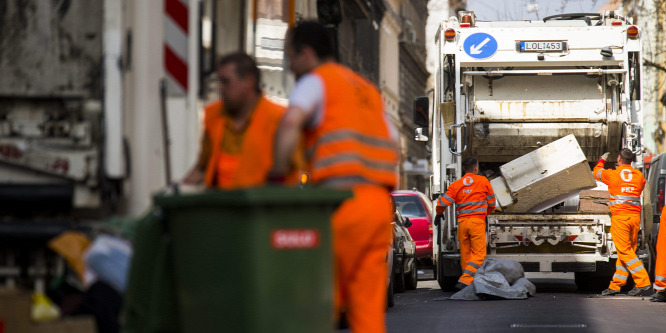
153, 186, 352, 208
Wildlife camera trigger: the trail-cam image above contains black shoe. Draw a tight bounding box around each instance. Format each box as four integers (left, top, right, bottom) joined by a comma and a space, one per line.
454, 282, 468, 291
628, 285, 653, 296
601, 288, 620, 296
650, 292, 666, 302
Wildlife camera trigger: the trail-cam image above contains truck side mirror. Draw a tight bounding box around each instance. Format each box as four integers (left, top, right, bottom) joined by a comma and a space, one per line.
413, 96, 429, 127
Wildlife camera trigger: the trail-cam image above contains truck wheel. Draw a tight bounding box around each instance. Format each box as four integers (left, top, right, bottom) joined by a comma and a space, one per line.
574, 272, 609, 293
436, 257, 458, 291
405, 259, 418, 290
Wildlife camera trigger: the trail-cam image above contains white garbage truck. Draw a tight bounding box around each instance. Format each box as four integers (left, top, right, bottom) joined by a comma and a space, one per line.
413, 11, 650, 291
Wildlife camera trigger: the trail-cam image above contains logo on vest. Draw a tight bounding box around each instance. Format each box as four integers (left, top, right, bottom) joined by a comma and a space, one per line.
463, 177, 473, 186
620, 169, 633, 182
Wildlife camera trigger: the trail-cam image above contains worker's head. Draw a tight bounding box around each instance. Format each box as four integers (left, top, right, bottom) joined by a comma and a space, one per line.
617, 148, 636, 166
217, 52, 261, 115
462, 157, 479, 174
285, 21, 335, 79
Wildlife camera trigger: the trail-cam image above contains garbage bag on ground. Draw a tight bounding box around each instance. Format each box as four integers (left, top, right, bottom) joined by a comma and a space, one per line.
450, 258, 536, 300
84, 235, 133, 293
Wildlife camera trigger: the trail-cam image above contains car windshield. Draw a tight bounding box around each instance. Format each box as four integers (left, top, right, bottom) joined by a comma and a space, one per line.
393, 195, 426, 218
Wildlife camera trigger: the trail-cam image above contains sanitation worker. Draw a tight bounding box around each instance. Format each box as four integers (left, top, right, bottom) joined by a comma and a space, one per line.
182, 52, 299, 188
435, 157, 496, 290
594, 149, 652, 296
269, 21, 398, 332
651, 206, 666, 302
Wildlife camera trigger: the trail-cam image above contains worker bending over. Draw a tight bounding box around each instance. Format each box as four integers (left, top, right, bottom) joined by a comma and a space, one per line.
183, 52, 298, 189
594, 149, 652, 296
435, 157, 496, 290
269, 21, 398, 332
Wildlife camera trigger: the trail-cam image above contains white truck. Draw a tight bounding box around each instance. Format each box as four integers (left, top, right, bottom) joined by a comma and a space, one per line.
413, 11, 650, 291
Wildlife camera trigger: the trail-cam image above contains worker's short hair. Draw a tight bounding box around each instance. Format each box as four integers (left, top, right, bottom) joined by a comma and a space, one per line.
218, 52, 261, 93
288, 20, 335, 60
619, 148, 636, 164
462, 157, 478, 173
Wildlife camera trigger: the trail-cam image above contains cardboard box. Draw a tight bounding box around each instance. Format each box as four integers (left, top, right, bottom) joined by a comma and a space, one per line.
578, 190, 610, 213
578, 199, 610, 213
579, 190, 610, 200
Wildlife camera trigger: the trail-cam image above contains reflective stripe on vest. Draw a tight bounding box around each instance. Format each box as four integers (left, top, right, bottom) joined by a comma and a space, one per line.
457, 200, 487, 207
609, 200, 641, 206
439, 194, 455, 206
305, 130, 396, 159
611, 195, 641, 201
457, 207, 487, 215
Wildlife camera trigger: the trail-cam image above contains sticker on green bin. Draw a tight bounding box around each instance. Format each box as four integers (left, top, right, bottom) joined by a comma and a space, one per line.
271, 229, 320, 249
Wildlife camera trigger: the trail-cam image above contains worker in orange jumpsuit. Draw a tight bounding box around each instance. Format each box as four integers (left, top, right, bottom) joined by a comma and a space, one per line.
594, 149, 652, 296
269, 21, 398, 332
435, 157, 496, 290
182, 52, 299, 188
651, 206, 666, 301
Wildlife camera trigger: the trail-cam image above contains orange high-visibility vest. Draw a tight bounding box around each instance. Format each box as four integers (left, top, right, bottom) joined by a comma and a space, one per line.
593, 161, 645, 215
202, 96, 287, 189
436, 173, 496, 219
304, 63, 398, 189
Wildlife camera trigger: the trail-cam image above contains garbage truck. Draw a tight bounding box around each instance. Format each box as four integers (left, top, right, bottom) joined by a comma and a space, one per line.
413, 11, 651, 291
0, 0, 129, 289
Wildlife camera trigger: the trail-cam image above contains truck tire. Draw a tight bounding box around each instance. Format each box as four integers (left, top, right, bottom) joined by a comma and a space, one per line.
405, 259, 418, 290
436, 257, 459, 291
574, 272, 608, 293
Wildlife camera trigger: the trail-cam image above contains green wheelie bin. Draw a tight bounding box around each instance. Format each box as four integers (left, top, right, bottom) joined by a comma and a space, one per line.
123, 187, 350, 333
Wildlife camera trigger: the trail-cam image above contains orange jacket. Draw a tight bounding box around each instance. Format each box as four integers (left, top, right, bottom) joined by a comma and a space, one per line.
200, 96, 290, 189
436, 173, 496, 219
304, 63, 398, 189
593, 161, 645, 215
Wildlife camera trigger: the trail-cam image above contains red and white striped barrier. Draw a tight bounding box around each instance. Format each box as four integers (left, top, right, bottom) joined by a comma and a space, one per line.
164, 0, 188, 96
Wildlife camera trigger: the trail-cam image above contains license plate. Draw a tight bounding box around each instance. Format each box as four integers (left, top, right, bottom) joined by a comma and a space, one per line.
518, 41, 566, 52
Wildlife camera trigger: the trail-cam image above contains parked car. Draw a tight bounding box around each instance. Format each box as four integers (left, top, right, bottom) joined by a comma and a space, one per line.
387, 206, 418, 308
391, 190, 434, 265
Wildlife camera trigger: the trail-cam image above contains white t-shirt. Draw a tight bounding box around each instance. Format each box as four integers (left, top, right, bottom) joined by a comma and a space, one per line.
288, 73, 325, 128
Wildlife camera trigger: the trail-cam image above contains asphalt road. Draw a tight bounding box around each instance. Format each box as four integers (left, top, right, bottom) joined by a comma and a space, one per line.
381, 270, 666, 333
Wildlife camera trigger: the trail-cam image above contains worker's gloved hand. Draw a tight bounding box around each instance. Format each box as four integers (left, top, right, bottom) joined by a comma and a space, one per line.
600, 152, 610, 162
434, 214, 443, 227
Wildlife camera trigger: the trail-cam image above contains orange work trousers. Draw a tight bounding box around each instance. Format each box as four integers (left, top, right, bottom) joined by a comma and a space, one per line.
653, 208, 666, 293
457, 217, 487, 285
609, 214, 651, 290
332, 185, 392, 333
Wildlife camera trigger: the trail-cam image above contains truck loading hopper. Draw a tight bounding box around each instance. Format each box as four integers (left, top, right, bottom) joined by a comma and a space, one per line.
490, 134, 597, 213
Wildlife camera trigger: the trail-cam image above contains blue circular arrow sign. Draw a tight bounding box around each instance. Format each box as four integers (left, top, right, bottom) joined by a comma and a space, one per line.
463, 33, 498, 59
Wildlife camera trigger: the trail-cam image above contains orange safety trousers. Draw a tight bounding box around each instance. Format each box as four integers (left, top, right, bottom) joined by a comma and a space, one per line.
653, 207, 666, 293
609, 214, 651, 290
458, 217, 487, 285
332, 185, 392, 333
